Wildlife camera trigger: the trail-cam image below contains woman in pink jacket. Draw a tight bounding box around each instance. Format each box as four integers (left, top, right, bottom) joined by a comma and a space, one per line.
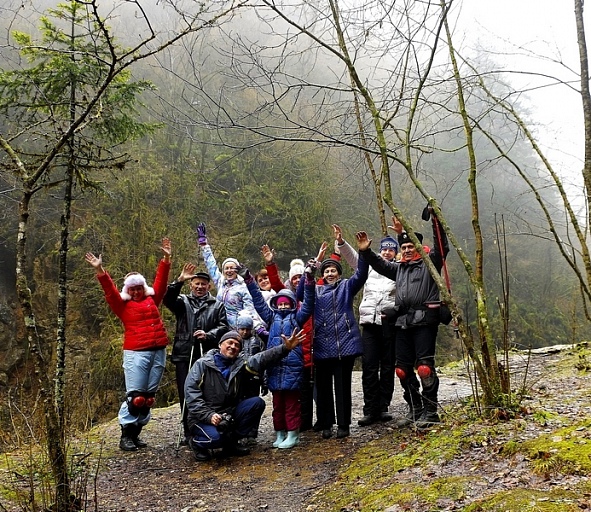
85, 238, 171, 451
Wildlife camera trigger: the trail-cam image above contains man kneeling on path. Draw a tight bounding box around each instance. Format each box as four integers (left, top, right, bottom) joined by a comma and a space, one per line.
184, 329, 305, 461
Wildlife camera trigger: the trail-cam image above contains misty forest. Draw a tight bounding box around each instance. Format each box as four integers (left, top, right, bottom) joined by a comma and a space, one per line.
1, 0, 591, 510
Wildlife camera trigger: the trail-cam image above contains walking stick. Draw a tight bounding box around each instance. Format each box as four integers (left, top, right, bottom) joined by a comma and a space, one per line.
174, 342, 195, 455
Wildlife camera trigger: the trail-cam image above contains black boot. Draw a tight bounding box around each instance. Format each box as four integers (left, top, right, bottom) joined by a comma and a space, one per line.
188, 437, 212, 462
119, 425, 138, 452
395, 373, 423, 428
415, 372, 441, 429
415, 401, 440, 429
130, 424, 148, 448
221, 441, 250, 457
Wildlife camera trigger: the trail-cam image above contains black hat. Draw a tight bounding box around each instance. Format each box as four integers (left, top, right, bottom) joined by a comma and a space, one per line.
219, 331, 242, 347
190, 271, 211, 282
320, 258, 343, 275
397, 232, 423, 245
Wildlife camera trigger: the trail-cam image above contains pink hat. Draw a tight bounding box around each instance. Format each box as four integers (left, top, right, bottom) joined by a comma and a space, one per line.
276, 296, 292, 307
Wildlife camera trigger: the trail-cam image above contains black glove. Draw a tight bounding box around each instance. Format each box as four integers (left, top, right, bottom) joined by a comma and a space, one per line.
236, 264, 253, 283
304, 258, 318, 277
421, 205, 432, 221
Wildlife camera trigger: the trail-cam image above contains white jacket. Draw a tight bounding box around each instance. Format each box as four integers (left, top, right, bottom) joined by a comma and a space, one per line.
338, 239, 396, 326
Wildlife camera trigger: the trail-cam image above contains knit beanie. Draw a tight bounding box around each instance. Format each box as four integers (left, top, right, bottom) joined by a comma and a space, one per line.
379, 236, 399, 253
276, 296, 292, 307
221, 257, 239, 270
320, 258, 343, 275
289, 258, 305, 280
235, 312, 253, 329
397, 232, 423, 245
219, 330, 242, 347
120, 272, 155, 301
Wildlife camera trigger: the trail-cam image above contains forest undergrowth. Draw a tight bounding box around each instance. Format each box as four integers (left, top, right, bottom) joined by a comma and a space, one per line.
2, 343, 591, 512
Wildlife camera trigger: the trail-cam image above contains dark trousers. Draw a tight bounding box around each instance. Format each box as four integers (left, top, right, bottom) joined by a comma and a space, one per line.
361, 323, 395, 416
300, 366, 314, 430
272, 389, 302, 431
190, 396, 266, 450
395, 324, 440, 403
395, 324, 438, 369
314, 355, 356, 428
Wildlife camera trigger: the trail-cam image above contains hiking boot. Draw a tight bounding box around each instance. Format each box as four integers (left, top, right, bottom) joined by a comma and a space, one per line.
395, 405, 423, 428
222, 442, 251, 457
188, 438, 212, 462
415, 408, 440, 429
130, 424, 147, 448
322, 428, 333, 439
119, 426, 138, 452
336, 426, 350, 439
380, 411, 393, 422
357, 415, 379, 427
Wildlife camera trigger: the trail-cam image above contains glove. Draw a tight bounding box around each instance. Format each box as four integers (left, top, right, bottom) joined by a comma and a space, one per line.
256, 325, 269, 339
304, 259, 318, 278
196, 223, 208, 246
236, 264, 253, 283
421, 205, 433, 221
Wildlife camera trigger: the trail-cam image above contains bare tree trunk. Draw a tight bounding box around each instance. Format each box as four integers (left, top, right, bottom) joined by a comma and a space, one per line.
575, 0, 591, 239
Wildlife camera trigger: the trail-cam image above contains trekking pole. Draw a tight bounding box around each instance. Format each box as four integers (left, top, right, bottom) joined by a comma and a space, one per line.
175, 342, 195, 455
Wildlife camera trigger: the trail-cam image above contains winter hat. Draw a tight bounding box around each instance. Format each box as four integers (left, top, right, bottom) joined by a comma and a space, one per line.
320, 258, 343, 275
270, 290, 297, 309
221, 258, 239, 270
289, 258, 305, 280
120, 272, 154, 301
379, 236, 399, 253
235, 312, 254, 329
219, 330, 242, 347
397, 232, 423, 245
276, 296, 292, 307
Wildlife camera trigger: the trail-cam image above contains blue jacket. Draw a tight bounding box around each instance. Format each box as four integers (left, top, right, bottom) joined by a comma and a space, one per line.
247, 278, 315, 391
304, 256, 369, 361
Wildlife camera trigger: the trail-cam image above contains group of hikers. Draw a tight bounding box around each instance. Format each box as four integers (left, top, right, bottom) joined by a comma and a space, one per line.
85, 207, 450, 462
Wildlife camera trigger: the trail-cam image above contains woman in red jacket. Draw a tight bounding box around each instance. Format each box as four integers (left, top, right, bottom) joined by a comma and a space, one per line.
85, 238, 171, 451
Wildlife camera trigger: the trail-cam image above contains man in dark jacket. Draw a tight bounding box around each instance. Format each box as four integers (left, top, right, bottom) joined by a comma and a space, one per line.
356, 210, 449, 429
185, 329, 305, 461
163, 263, 229, 441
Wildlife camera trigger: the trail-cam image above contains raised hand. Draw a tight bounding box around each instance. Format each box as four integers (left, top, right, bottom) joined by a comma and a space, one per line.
387, 216, 403, 234
316, 241, 328, 261
355, 231, 372, 251
305, 258, 318, 277
236, 264, 253, 283
332, 224, 344, 244
178, 262, 197, 281
196, 223, 208, 246
261, 244, 275, 265
161, 237, 172, 259
85, 252, 105, 275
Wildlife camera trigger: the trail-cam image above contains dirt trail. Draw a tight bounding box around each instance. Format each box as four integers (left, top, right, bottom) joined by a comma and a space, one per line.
84, 369, 474, 512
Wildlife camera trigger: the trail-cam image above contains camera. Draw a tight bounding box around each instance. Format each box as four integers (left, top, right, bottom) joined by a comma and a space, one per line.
217, 413, 234, 432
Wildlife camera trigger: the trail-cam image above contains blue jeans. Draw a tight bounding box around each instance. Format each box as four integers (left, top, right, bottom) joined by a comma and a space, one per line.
118, 348, 166, 426
190, 396, 266, 450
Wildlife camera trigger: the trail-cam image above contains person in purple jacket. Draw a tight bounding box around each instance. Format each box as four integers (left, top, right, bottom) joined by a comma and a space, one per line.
309, 232, 369, 440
